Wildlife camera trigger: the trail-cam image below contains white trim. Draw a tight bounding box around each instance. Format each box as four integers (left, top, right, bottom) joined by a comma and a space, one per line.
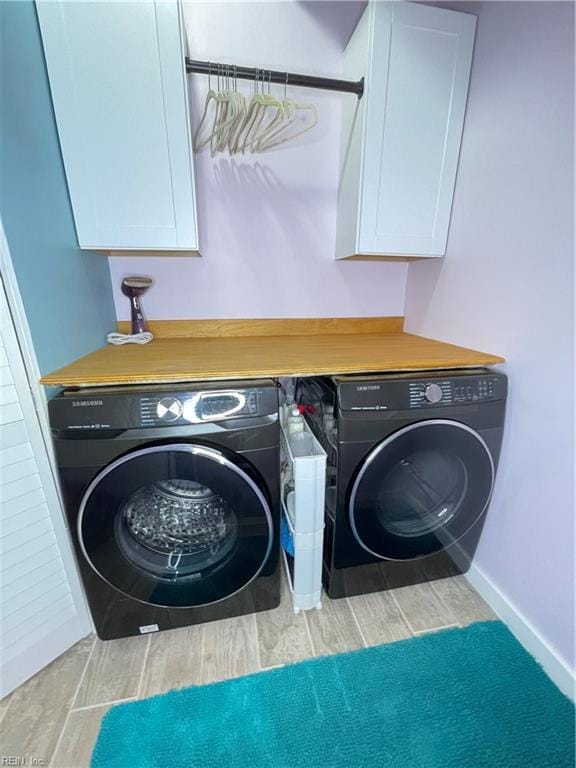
0, 220, 58, 477
0, 615, 90, 697
0, 218, 94, 695
466, 563, 575, 701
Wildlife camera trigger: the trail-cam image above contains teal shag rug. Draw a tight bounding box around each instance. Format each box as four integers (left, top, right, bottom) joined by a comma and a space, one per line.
92, 621, 574, 768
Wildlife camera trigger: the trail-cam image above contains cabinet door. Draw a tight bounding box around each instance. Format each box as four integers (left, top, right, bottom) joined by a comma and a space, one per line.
36, 0, 199, 251
361, 2, 476, 257
337, 2, 476, 259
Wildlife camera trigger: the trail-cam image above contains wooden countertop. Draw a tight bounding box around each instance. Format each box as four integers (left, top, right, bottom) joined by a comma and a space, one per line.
40, 317, 504, 388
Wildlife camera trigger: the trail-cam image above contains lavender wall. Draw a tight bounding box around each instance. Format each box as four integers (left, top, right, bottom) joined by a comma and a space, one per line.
405, 2, 575, 671
108, 1, 407, 321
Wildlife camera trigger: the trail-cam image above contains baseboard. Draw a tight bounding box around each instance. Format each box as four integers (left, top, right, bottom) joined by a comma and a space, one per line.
466, 564, 575, 701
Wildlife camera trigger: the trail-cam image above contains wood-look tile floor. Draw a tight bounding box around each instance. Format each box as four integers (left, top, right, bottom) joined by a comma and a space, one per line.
0, 575, 496, 768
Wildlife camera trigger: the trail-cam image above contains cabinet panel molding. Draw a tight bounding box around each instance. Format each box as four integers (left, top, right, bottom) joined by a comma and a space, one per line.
336, 2, 476, 260
36, 0, 199, 252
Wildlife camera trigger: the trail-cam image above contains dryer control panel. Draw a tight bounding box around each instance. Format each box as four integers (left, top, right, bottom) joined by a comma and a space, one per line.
336, 371, 507, 412
408, 376, 500, 408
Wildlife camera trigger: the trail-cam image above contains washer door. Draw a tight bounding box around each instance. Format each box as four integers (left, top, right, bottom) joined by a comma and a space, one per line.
78, 444, 274, 607
349, 420, 494, 561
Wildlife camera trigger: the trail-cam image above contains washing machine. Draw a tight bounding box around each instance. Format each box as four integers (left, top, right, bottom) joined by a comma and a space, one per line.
49, 379, 281, 639
297, 370, 507, 599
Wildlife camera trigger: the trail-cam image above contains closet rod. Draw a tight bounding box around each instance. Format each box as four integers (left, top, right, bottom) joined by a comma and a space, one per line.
185, 58, 364, 98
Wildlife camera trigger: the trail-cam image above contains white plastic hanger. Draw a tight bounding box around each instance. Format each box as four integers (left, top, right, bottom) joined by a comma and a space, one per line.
194, 64, 238, 154
235, 70, 274, 154
248, 71, 287, 153
192, 63, 219, 152
254, 74, 318, 153
194, 66, 318, 155
257, 101, 318, 152
227, 67, 248, 155
251, 73, 294, 152
211, 65, 241, 156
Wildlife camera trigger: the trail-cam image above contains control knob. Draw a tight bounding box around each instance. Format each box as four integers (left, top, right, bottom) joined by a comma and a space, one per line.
156, 397, 182, 421
425, 383, 443, 404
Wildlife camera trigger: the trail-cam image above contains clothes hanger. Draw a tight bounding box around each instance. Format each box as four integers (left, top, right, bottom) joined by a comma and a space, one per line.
258, 102, 318, 152
255, 74, 318, 152
224, 65, 247, 152
192, 62, 219, 152
227, 66, 248, 155
244, 71, 285, 154
211, 64, 241, 156
252, 72, 294, 152
235, 69, 268, 154
195, 63, 235, 154
249, 71, 287, 153
195, 65, 318, 155
211, 64, 226, 152
211, 64, 230, 154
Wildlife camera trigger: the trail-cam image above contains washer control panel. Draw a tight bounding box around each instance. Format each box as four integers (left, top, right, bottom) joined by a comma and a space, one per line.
49, 381, 278, 431
140, 389, 259, 426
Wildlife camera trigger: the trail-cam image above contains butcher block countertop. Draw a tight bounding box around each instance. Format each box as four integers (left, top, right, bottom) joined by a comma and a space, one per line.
39, 317, 505, 388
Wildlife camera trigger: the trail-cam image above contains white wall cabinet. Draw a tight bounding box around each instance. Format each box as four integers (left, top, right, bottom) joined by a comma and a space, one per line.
336, 2, 476, 260
36, 0, 199, 252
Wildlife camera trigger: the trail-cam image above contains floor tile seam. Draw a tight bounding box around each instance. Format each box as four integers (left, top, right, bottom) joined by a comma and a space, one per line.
252, 612, 264, 673
201, 621, 211, 683
302, 608, 318, 658
135, 634, 152, 699
413, 622, 460, 636
70, 697, 137, 713
48, 706, 73, 768
345, 596, 369, 648
388, 590, 418, 636
427, 579, 462, 628
69, 635, 97, 711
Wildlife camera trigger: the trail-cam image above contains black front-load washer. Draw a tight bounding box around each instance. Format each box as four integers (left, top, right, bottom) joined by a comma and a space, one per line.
297, 370, 507, 599
49, 379, 281, 639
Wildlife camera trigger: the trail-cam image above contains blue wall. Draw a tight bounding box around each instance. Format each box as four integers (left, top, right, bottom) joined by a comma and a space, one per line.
0, 0, 115, 377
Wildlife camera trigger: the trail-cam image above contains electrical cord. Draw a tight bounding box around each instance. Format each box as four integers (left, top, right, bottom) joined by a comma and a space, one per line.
106, 332, 154, 345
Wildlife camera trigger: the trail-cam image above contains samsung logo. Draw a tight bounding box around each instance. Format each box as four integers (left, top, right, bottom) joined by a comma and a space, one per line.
72, 400, 103, 407
357, 385, 381, 391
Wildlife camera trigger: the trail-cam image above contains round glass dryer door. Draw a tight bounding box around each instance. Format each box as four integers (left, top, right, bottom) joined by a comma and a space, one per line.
349, 420, 494, 561
78, 444, 273, 607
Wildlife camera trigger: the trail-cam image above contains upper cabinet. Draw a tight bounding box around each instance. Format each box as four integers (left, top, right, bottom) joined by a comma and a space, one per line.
336, 2, 476, 260
36, 0, 199, 252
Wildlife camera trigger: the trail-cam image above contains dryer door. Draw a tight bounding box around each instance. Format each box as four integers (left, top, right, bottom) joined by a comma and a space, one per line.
78, 444, 274, 607
349, 420, 494, 561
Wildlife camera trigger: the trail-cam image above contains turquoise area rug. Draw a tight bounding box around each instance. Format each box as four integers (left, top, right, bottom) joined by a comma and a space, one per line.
92, 621, 574, 768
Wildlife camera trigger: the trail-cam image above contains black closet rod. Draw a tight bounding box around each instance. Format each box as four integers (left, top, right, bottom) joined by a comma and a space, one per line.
185, 58, 364, 98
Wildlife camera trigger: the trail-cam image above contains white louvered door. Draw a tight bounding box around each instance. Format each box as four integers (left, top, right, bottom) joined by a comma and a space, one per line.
0, 282, 92, 698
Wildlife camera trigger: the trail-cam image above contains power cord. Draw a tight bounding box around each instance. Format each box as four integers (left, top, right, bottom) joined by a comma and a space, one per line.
106, 332, 154, 345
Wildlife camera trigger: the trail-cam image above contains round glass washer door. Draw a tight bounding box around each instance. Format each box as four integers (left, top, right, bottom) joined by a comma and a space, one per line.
349, 420, 494, 561
78, 444, 273, 607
